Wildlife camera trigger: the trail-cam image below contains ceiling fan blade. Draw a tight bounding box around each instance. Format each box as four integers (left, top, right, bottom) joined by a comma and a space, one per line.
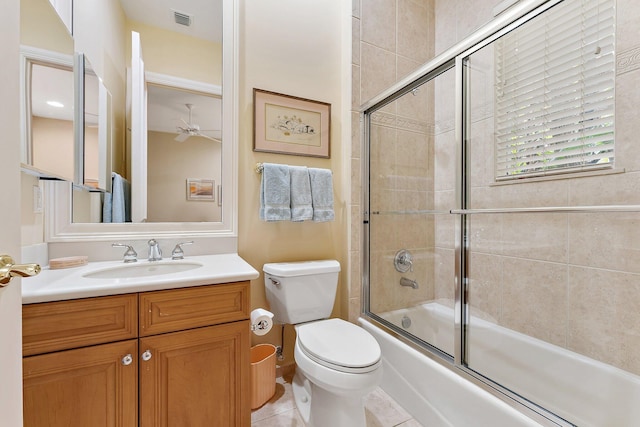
196, 132, 222, 143
174, 132, 190, 142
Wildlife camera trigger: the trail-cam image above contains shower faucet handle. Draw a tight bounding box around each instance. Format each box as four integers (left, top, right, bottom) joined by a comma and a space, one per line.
394, 249, 413, 273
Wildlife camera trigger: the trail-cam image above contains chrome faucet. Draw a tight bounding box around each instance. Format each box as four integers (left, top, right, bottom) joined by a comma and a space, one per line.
394, 249, 414, 273
400, 277, 419, 289
147, 239, 162, 261
171, 241, 194, 260
112, 243, 137, 263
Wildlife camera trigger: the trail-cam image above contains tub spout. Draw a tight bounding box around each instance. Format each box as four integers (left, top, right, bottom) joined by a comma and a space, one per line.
400, 277, 418, 289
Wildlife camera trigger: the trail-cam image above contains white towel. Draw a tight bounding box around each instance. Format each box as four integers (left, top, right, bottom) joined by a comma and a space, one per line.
289, 166, 313, 222
309, 167, 335, 222
260, 163, 291, 221
111, 172, 131, 223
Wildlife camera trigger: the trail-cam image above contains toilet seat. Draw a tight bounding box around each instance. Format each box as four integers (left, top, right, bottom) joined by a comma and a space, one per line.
296, 318, 381, 374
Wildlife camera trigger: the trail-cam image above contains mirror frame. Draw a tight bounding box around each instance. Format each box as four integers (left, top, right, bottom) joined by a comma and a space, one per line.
44, 0, 238, 242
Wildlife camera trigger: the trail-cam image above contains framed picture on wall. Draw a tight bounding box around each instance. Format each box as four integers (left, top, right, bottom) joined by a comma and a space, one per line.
186, 178, 215, 201
253, 88, 331, 158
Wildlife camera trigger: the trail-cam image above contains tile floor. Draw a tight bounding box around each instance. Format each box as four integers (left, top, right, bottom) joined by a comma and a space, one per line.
251, 371, 423, 427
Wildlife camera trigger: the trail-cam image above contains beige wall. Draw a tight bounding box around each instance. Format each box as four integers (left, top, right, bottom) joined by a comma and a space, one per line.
147, 131, 222, 222
126, 20, 222, 86
355, 0, 640, 378
31, 117, 74, 181
20, 0, 73, 54
238, 1, 348, 365
74, 0, 128, 177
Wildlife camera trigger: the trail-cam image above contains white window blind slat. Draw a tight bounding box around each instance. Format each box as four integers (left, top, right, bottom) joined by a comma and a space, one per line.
496, 7, 614, 56
494, 0, 615, 180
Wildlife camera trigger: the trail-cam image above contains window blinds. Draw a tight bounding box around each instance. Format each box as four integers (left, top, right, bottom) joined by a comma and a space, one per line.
494, 0, 615, 180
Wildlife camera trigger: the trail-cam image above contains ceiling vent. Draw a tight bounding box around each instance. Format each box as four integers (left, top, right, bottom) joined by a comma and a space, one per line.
173, 11, 192, 27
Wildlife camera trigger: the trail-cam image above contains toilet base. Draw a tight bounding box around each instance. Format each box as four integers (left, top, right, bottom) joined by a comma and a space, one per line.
292, 370, 367, 427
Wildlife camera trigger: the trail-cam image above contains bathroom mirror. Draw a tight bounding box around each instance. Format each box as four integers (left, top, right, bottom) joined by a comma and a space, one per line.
44, 0, 237, 241
69, 0, 224, 224
19, 0, 75, 179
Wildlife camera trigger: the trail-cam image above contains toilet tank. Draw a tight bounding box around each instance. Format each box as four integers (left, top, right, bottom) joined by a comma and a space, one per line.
263, 260, 341, 324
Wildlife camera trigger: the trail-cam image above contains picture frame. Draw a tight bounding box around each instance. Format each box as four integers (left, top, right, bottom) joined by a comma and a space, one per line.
186, 178, 215, 201
253, 88, 331, 158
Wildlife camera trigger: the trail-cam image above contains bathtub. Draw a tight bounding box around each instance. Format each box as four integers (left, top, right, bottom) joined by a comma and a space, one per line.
360, 302, 640, 427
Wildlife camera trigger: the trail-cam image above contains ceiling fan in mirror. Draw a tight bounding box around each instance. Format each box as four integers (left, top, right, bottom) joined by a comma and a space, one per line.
175, 103, 221, 143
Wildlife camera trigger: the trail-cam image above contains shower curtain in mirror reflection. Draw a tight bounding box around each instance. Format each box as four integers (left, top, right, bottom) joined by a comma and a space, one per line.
102, 172, 131, 223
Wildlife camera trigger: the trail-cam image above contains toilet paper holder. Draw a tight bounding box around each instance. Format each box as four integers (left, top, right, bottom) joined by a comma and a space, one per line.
250, 308, 274, 336
251, 320, 271, 332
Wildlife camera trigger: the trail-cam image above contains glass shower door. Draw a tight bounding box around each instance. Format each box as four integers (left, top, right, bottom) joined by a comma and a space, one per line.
366, 66, 457, 357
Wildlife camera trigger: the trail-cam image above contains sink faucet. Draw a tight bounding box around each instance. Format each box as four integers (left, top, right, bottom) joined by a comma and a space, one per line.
112, 243, 137, 263
147, 239, 162, 261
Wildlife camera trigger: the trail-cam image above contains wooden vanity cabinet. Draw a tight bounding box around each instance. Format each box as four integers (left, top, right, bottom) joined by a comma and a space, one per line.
22, 281, 251, 427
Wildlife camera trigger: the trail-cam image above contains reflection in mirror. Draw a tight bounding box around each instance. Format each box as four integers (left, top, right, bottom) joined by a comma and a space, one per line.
44, 0, 235, 241
29, 61, 74, 180
82, 58, 101, 189
20, 0, 75, 179
147, 84, 222, 222
72, 185, 102, 223
70, 0, 223, 224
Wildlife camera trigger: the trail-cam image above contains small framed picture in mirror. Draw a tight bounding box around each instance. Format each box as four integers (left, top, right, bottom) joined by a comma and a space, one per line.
186, 178, 215, 201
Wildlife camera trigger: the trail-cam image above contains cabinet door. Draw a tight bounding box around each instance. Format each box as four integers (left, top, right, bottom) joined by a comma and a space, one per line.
139, 321, 250, 427
23, 339, 138, 427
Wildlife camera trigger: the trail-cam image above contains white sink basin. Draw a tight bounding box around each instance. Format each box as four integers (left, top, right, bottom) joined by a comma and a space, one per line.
22, 254, 260, 304
82, 261, 203, 279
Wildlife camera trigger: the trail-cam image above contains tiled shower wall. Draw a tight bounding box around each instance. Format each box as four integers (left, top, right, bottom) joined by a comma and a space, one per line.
352, 0, 640, 377
350, 0, 436, 319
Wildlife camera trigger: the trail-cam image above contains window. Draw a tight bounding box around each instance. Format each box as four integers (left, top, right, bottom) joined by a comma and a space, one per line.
494, 0, 615, 180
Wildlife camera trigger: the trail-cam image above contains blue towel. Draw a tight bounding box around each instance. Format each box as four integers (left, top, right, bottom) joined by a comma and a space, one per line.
309, 168, 335, 222
102, 192, 112, 223
111, 172, 131, 223
260, 163, 291, 221
290, 166, 313, 222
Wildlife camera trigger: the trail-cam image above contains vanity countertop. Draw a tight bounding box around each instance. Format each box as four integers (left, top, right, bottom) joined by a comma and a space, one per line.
22, 253, 259, 304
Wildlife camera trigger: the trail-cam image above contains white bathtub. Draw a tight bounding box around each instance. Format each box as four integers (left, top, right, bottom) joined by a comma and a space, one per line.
360, 302, 640, 427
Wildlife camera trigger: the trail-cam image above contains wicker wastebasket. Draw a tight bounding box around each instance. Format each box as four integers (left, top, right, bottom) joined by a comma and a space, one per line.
250, 344, 277, 409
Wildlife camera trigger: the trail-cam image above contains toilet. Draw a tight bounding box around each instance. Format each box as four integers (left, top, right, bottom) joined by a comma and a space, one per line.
263, 260, 382, 427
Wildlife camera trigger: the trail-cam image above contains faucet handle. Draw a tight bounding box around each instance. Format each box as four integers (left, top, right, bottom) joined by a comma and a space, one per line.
171, 241, 194, 260
394, 249, 413, 273
112, 243, 137, 263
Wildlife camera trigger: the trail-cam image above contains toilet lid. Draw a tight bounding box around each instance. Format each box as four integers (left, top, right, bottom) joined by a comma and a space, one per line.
297, 318, 381, 373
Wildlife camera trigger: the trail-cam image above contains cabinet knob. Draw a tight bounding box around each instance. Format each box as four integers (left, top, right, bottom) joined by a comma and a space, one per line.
141, 350, 152, 361
121, 354, 133, 366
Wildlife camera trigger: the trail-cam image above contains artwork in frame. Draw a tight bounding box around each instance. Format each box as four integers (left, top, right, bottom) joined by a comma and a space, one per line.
253, 88, 331, 158
186, 179, 215, 201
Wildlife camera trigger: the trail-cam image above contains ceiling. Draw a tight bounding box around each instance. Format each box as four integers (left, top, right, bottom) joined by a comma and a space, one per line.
119, 0, 222, 43
147, 84, 221, 137
31, 63, 74, 122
